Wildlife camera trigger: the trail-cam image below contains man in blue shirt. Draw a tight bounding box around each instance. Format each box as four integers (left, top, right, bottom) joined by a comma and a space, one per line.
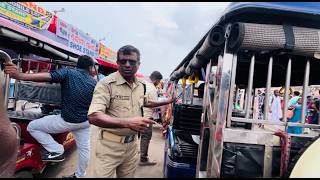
4, 55, 97, 178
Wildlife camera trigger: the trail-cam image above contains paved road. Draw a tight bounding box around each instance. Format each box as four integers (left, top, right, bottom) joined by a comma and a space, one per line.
39, 124, 166, 178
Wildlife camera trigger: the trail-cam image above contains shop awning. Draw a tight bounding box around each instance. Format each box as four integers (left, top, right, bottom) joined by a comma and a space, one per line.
96, 58, 118, 69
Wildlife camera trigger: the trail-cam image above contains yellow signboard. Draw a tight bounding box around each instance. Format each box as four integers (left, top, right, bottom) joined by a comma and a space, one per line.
99, 43, 108, 59
99, 43, 117, 63
0, 2, 53, 30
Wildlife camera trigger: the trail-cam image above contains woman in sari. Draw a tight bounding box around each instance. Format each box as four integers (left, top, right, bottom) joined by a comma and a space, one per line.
287, 97, 304, 134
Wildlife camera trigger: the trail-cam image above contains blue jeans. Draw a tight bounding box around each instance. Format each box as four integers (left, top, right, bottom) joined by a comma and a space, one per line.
9, 83, 14, 97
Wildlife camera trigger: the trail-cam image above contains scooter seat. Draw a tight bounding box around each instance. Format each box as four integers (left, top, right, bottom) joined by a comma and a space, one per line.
8, 110, 44, 121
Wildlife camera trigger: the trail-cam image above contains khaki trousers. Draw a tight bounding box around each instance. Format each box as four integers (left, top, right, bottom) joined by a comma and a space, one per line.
94, 137, 138, 178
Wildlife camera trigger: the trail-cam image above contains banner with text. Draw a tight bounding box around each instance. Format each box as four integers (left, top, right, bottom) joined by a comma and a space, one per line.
0, 2, 53, 30
0, 2, 117, 66
105, 47, 117, 63
56, 18, 69, 40
68, 25, 99, 57
99, 43, 108, 59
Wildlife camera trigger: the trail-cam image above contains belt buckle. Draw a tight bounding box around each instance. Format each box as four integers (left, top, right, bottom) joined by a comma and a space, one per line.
124, 135, 134, 143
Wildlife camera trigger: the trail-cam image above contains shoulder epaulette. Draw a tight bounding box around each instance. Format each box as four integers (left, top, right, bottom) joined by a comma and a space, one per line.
137, 77, 146, 85
100, 72, 117, 85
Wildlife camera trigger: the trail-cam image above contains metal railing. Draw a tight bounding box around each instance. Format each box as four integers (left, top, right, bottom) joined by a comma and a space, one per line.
228, 54, 320, 132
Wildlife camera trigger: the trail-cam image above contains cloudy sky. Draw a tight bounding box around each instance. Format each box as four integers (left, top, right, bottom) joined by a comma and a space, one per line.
37, 2, 230, 78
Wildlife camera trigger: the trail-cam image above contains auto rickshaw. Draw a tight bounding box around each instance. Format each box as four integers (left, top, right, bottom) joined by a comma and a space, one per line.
0, 18, 96, 178
0, 50, 78, 178
166, 2, 320, 178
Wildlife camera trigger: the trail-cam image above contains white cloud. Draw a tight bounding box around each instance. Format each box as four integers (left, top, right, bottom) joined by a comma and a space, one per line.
151, 15, 178, 30
36, 2, 231, 77
140, 2, 179, 30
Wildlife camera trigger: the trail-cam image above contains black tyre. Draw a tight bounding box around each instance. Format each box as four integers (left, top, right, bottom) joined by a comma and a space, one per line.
285, 135, 320, 178
14, 170, 34, 178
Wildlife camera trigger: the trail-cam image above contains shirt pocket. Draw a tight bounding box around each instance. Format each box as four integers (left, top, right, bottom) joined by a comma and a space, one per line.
110, 94, 130, 111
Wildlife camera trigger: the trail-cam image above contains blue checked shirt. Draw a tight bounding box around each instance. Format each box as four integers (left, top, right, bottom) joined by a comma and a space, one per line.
50, 68, 97, 123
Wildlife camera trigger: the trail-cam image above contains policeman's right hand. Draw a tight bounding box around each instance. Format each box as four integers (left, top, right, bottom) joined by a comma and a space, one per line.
168, 96, 178, 104
127, 117, 155, 133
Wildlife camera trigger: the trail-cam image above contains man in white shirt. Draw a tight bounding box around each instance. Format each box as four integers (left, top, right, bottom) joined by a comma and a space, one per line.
269, 90, 282, 121
139, 71, 173, 166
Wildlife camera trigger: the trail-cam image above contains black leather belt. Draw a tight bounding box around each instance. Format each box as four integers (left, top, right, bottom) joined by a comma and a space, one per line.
101, 131, 136, 144
123, 135, 135, 143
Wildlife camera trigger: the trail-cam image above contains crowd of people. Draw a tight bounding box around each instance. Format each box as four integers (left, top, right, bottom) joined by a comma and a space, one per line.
254, 89, 320, 134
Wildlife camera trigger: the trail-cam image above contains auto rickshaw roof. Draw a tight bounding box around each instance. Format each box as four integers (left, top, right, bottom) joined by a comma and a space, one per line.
219, 2, 320, 29
0, 17, 80, 63
224, 2, 320, 20
171, 2, 320, 83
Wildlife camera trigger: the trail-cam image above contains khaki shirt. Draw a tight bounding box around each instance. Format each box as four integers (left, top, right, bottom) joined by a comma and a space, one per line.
88, 71, 148, 136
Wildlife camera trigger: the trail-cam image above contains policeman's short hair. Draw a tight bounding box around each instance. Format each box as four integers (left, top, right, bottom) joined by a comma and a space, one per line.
150, 71, 163, 81
77, 55, 94, 70
117, 45, 140, 61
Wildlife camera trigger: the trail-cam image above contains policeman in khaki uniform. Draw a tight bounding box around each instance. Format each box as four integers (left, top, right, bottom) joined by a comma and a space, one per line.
88, 45, 163, 178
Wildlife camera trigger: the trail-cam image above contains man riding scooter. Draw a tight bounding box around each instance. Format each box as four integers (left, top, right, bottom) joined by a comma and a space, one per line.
4, 55, 97, 178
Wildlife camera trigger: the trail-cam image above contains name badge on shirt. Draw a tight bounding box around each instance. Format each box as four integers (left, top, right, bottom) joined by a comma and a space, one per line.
114, 95, 130, 100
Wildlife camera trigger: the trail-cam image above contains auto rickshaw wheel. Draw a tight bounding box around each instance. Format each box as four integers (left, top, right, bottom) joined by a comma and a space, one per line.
285, 135, 320, 178
14, 170, 33, 178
